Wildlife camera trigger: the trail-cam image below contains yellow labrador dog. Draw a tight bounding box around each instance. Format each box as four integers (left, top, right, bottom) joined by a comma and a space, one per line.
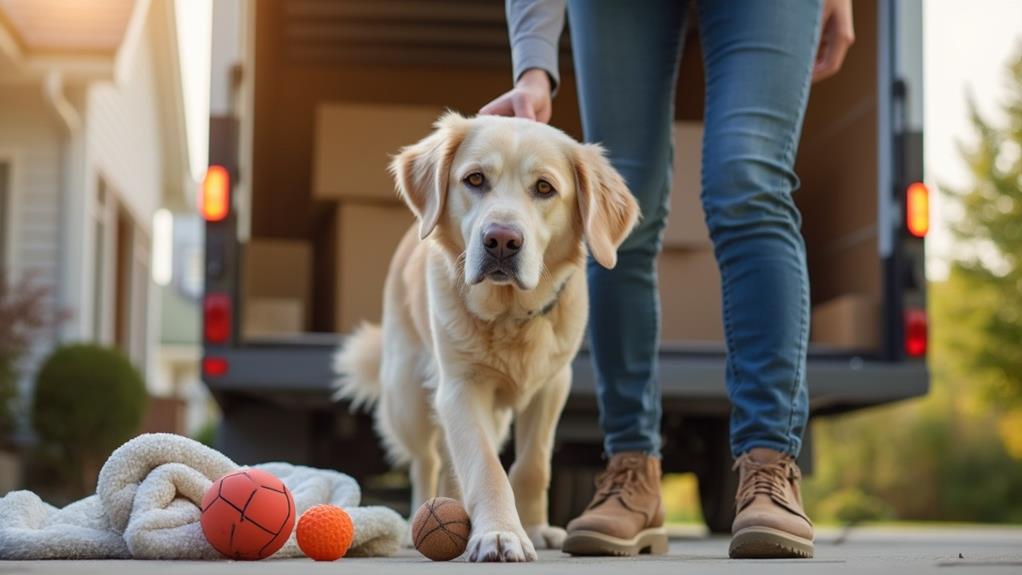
335, 112, 638, 562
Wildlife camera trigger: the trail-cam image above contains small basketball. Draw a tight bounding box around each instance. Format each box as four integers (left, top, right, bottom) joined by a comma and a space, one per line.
411, 497, 471, 561
296, 504, 355, 561
200, 468, 295, 560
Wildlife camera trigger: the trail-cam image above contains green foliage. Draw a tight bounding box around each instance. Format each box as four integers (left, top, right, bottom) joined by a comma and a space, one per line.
31, 344, 147, 485
192, 418, 218, 448
805, 255, 1022, 525
817, 488, 894, 524
943, 48, 1022, 407
0, 275, 54, 444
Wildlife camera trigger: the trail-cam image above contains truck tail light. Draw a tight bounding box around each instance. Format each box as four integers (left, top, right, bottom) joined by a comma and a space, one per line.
906, 182, 929, 238
203, 356, 229, 377
204, 293, 231, 343
201, 165, 230, 222
904, 308, 927, 357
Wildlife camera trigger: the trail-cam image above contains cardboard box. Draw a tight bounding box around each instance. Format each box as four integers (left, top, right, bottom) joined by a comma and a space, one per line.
658, 247, 724, 342
242, 240, 312, 335
334, 202, 415, 332
244, 298, 305, 338
313, 102, 443, 201
664, 122, 712, 249
811, 294, 880, 350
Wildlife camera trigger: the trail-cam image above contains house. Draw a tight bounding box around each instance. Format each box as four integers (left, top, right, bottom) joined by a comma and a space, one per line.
0, 0, 200, 430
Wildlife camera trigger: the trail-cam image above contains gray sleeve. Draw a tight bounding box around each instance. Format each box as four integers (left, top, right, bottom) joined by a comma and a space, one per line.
506, 0, 567, 93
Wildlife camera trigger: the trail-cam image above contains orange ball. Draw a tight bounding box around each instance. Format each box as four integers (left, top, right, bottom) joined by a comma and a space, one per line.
296, 504, 355, 561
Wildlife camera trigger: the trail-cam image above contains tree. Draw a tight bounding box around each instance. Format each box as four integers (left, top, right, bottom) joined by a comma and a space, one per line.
0, 274, 53, 446
945, 46, 1022, 407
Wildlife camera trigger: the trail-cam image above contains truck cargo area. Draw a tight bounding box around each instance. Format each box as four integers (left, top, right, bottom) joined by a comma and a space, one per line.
203, 0, 928, 532
238, 2, 887, 357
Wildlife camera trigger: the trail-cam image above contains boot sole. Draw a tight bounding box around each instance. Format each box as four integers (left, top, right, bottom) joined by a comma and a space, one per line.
562, 527, 669, 557
729, 526, 814, 559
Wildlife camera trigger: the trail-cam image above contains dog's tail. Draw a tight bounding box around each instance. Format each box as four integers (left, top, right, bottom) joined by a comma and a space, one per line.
332, 322, 383, 411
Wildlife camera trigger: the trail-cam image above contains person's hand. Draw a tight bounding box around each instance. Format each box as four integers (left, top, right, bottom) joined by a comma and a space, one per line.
813, 0, 855, 82
479, 68, 553, 124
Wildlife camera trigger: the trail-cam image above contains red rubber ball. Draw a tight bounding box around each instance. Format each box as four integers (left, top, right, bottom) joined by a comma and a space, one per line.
200, 468, 296, 560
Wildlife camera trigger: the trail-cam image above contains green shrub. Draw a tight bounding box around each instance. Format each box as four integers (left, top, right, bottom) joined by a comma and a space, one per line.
32, 344, 147, 492
817, 488, 895, 525
192, 418, 218, 448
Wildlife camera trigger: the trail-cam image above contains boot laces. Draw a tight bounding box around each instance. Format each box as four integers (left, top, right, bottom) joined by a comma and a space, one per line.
734, 454, 800, 506
589, 459, 642, 508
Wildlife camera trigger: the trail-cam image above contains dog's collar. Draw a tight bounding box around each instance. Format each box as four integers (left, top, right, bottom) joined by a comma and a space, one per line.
525, 274, 572, 319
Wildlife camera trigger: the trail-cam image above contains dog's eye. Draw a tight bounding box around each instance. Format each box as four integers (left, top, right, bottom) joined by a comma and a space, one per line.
535, 179, 556, 197
464, 172, 486, 188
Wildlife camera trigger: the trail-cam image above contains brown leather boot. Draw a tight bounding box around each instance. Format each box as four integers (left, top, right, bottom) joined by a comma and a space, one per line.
562, 452, 668, 556
729, 448, 814, 558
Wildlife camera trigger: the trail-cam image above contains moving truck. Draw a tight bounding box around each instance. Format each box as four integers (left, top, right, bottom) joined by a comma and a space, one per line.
202, 0, 927, 532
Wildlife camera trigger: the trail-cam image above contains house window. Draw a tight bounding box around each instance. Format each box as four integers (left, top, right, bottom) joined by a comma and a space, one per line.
93, 180, 109, 340
0, 162, 8, 272
115, 209, 150, 368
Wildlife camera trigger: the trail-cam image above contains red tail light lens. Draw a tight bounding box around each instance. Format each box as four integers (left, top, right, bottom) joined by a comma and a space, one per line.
203, 356, 229, 377
906, 182, 929, 238
904, 308, 927, 357
204, 293, 231, 343
201, 165, 230, 222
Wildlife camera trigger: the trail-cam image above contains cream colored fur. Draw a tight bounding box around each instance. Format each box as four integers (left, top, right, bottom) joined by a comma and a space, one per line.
335, 113, 638, 562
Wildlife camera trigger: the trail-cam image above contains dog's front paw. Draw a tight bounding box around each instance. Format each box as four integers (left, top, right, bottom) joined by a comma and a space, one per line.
525, 524, 567, 549
467, 530, 538, 562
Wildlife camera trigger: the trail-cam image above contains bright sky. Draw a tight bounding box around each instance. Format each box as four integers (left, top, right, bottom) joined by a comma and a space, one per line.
924, 0, 1022, 280
174, 0, 212, 184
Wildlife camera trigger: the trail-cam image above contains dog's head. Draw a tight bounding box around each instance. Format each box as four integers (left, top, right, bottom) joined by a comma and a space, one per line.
390, 112, 639, 290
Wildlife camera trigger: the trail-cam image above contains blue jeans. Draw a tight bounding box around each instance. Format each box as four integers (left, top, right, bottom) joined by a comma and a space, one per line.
569, 0, 821, 458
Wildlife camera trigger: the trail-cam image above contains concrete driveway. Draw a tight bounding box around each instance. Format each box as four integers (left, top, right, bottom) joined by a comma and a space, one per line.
2, 525, 1020, 575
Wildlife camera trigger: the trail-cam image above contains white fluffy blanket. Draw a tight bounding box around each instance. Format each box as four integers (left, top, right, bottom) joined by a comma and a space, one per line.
0, 433, 406, 559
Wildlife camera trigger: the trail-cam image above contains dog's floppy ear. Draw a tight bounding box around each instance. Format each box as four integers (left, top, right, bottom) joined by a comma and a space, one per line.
389, 111, 469, 239
573, 143, 640, 269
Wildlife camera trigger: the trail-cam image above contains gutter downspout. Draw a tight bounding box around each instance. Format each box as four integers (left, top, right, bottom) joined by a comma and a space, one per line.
43, 71, 83, 342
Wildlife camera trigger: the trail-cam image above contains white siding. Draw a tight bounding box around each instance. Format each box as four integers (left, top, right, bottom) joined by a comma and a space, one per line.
0, 86, 64, 406
0, 86, 62, 287
85, 19, 162, 228
65, 11, 162, 350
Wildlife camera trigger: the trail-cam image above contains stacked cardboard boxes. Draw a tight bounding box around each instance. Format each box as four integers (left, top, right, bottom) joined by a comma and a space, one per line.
310, 112, 725, 340
658, 122, 723, 343
810, 294, 880, 350
313, 102, 434, 332
241, 239, 312, 338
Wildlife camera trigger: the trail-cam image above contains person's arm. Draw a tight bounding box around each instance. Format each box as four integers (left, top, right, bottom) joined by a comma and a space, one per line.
507, 0, 567, 92
479, 0, 566, 124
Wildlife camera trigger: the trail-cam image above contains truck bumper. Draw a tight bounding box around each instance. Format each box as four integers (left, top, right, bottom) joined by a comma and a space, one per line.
204, 341, 929, 417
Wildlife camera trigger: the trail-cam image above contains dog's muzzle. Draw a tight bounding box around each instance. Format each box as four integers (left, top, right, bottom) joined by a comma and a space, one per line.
477, 223, 523, 285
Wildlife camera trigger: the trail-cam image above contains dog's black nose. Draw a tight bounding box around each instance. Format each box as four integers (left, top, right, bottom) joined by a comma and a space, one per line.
482, 224, 523, 259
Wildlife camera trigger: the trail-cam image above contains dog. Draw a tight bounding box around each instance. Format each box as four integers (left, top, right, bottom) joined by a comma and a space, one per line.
334, 112, 638, 562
